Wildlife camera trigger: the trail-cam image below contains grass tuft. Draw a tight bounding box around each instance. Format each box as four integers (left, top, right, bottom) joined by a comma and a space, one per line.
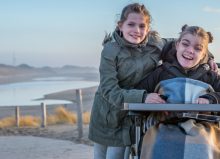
20, 116, 41, 127
0, 117, 15, 128
48, 106, 77, 124
82, 111, 90, 124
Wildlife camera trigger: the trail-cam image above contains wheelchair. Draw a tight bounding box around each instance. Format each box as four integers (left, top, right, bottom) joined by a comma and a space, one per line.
123, 103, 220, 159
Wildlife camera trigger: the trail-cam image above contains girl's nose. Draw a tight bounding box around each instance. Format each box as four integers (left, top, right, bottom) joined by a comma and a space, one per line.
134, 26, 140, 32
186, 46, 194, 53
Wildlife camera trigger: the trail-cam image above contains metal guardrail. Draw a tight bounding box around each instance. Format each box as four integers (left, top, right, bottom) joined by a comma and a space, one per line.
124, 103, 220, 112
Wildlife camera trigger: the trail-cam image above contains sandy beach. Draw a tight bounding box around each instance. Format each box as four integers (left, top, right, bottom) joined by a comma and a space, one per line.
0, 136, 93, 159
0, 124, 92, 144
0, 111, 94, 159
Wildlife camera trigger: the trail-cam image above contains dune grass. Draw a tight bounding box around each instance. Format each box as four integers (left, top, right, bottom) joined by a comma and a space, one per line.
0, 117, 16, 128
0, 106, 91, 128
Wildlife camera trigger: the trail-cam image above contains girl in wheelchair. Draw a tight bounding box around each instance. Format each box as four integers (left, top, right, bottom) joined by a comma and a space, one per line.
136, 24, 220, 159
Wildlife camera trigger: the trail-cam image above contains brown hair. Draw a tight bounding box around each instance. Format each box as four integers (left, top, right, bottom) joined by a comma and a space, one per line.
118, 3, 151, 25
178, 24, 213, 51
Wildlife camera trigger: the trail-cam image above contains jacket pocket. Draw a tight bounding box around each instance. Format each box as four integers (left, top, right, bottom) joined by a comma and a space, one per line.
92, 93, 109, 127
106, 107, 127, 129
93, 93, 127, 129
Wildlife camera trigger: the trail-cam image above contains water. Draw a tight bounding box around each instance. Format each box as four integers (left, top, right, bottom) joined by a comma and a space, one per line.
0, 77, 99, 106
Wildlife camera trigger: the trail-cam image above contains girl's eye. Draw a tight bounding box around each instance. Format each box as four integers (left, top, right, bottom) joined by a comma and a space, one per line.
139, 24, 146, 29
195, 47, 202, 52
182, 43, 189, 47
128, 23, 135, 27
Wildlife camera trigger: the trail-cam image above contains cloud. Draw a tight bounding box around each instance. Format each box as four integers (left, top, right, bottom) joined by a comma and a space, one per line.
203, 6, 220, 13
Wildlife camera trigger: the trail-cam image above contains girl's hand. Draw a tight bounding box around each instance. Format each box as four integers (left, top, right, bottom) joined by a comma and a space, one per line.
195, 98, 210, 104
209, 58, 219, 73
144, 93, 166, 104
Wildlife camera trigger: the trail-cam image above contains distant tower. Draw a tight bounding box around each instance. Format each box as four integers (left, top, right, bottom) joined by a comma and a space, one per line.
12, 52, 16, 66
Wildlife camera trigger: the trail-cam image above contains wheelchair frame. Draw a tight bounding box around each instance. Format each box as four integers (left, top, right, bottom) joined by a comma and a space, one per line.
123, 103, 220, 159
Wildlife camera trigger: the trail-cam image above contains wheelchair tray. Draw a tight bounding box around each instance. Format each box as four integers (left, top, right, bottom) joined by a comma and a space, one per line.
123, 103, 220, 112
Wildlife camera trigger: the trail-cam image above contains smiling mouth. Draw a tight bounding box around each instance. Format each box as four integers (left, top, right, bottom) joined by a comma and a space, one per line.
130, 34, 140, 39
182, 54, 193, 60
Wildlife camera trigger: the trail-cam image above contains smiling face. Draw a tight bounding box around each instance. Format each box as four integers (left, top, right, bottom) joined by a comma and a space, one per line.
176, 33, 206, 69
118, 12, 149, 44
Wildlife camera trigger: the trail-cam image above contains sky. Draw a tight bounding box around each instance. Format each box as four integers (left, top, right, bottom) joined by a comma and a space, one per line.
0, 0, 219, 68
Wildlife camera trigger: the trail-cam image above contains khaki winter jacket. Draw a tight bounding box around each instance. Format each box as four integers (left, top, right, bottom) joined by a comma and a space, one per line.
88, 29, 167, 146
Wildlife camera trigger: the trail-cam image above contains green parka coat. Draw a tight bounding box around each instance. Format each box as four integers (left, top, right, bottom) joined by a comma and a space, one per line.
88, 29, 166, 146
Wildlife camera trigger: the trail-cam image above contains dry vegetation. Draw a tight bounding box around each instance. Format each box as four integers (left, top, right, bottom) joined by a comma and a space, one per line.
0, 106, 90, 128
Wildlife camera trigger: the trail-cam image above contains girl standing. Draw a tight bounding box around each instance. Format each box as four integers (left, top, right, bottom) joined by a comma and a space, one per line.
89, 3, 167, 159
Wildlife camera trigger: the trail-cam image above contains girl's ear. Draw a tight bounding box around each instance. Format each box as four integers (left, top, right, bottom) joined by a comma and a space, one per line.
118, 22, 122, 30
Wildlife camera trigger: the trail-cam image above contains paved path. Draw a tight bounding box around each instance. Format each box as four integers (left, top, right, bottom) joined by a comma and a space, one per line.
0, 136, 93, 159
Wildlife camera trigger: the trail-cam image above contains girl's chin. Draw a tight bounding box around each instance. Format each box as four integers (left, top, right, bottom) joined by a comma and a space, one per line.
126, 37, 142, 44
180, 62, 194, 69
128, 40, 140, 44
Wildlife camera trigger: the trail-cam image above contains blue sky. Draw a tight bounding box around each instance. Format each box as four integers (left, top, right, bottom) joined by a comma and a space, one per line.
0, 0, 219, 68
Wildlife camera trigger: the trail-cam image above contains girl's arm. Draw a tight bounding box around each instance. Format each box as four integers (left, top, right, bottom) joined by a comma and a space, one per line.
135, 66, 165, 103
98, 43, 145, 108
199, 72, 220, 104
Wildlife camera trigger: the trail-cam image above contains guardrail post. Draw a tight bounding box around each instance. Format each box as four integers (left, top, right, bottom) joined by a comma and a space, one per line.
15, 106, 20, 127
41, 102, 47, 127
76, 89, 83, 138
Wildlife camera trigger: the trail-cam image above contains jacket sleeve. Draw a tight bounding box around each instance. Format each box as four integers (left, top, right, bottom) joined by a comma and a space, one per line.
202, 72, 220, 104
98, 43, 146, 108
135, 66, 162, 93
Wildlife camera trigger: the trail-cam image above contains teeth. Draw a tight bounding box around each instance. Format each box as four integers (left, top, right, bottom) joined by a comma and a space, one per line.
132, 36, 138, 39
131, 34, 140, 38
183, 55, 193, 60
